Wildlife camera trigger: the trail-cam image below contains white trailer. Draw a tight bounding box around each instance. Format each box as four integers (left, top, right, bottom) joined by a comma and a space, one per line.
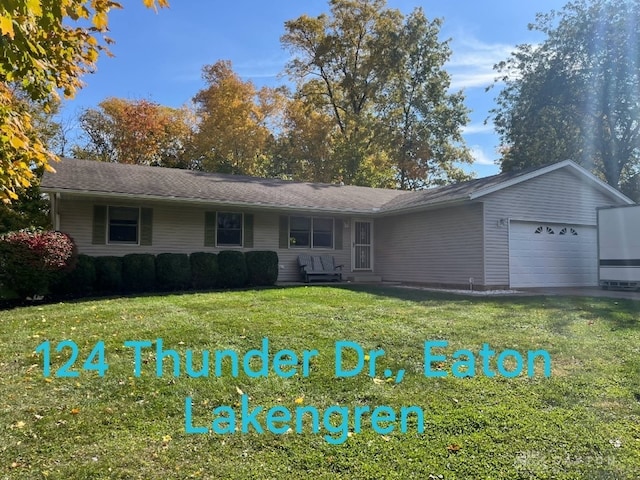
597, 204, 640, 290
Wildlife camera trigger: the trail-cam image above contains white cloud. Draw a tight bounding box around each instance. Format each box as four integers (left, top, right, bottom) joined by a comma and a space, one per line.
462, 122, 495, 135
470, 145, 496, 166
446, 35, 517, 91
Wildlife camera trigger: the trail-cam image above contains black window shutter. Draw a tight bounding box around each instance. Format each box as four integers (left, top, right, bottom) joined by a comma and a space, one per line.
278, 215, 289, 249
204, 212, 216, 247
334, 218, 343, 250
140, 208, 153, 245
244, 214, 254, 248
92, 205, 107, 245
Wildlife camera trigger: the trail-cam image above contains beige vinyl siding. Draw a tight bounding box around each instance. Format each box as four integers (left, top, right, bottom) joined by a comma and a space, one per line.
274, 216, 351, 282
482, 168, 619, 286
56, 195, 351, 282
375, 204, 484, 286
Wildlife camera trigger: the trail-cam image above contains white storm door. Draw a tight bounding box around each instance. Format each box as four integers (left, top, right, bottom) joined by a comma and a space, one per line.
352, 220, 373, 271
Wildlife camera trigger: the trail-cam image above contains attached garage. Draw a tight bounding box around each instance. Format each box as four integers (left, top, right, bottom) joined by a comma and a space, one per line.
43, 158, 633, 290
509, 222, 597, 287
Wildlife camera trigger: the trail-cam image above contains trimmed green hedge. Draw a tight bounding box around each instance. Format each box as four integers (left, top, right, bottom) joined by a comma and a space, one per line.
245, 251, 278, 286
95, 256, 123, 293
190, 252, 218, 290
156, 253, 191, 291
48, 250, 277, 298
122, 254, 156, 293
217, 250, 248, 288
52, 254, 96, 296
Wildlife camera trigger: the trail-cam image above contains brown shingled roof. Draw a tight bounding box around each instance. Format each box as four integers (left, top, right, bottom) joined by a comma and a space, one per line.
42, 158, 625, 215
41, 158, 412, 214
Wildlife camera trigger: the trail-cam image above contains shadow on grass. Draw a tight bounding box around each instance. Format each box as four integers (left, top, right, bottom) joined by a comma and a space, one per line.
329, 284, 640, 331
0, 284, 295, 312
3, 282, 639, 333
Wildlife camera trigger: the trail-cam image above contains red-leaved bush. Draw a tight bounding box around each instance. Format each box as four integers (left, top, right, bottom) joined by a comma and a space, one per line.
0, 229, 77, 298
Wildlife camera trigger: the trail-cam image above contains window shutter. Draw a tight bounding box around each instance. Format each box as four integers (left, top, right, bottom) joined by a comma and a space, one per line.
334, 218, 343, 250
244, 214, 254, 248
279, 215, 289, 249
140, 208, 153, 245
92, 205, 107, 245
204, 212, 216, 247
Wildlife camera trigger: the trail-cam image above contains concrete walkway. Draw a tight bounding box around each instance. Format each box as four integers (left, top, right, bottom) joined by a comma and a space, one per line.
517, 287, 640, 301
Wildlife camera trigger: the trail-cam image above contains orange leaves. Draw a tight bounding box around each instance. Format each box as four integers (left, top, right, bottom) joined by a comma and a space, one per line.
193, 60, 282, 176
79, 97, 195, 166
447, 443, 461, 453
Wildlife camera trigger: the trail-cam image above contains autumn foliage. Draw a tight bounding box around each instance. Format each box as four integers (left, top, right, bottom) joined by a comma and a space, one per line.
76, 98, 195, 167
0, 229, 77, 297
0, 0, 169, 203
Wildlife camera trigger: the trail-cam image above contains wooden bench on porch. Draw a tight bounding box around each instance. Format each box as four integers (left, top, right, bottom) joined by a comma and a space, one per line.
297, 254, 343, 283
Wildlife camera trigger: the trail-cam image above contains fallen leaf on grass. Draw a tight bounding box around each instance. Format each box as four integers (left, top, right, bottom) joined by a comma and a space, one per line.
235, 386, 244, 395
447, 444, 461, 453
70, 408, 80, 415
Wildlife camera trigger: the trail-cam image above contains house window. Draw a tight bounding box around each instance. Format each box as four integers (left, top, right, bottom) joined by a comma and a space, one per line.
217, 212, 243, 246
290, 216, 311, 247
289, 216, 334, 249
108, 207, 139, 244
313, 218, 334, 248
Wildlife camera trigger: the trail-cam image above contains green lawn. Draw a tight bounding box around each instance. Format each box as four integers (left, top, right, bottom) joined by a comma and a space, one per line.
1, 286, 639, 479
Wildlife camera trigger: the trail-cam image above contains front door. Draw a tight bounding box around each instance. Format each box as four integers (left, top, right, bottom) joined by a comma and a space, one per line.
352, 220, 373, 271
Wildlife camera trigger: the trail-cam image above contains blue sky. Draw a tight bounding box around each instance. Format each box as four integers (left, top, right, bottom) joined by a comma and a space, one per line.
61, 0, 569, 179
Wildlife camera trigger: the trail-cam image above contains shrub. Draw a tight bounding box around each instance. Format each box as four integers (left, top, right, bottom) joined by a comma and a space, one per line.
217, 250, 248, 288
52, 254, 96, 296
245, 251, 278, 286
0, 229, 76, 298
156, 253, 191, 291
122, 254, 156, 293
190, 252, 218, 289
94, 256, 123, 293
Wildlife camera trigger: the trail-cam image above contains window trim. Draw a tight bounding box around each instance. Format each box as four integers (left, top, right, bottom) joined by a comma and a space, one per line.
288, 216, 335, 250
216, 211, 244, 248
107, 206, 140, 245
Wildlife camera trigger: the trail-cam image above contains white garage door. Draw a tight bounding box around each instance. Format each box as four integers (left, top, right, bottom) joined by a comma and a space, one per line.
509, 222, 597, 287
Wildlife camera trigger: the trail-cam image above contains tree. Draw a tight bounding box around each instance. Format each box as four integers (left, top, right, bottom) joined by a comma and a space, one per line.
281, 0, 471, 188
0, 89, 62, 232
74, 98, 196, 168
192, 60, 285, 176
0, 0, 168, 203
272, 98, 338, 183
491, 0, 640, 198
380, 8, 472, 189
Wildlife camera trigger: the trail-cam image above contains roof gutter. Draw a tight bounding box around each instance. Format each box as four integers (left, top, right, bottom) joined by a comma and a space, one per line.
376, 197, 471, 216
41, 187, 381, 216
